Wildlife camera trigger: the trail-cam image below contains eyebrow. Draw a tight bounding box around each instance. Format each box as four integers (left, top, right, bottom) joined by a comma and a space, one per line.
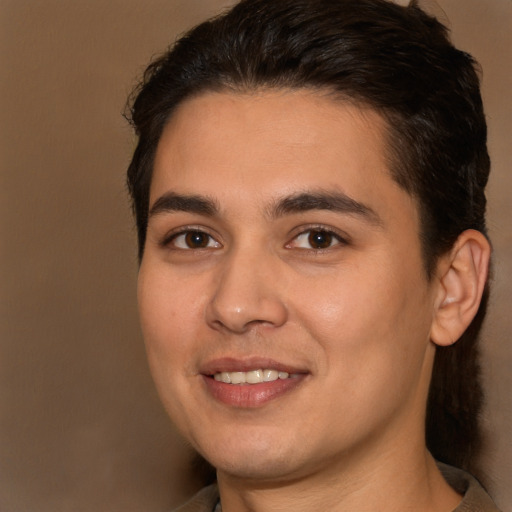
148, 189, 382, 226
148, 192, 219, 218
269, 191, 382, 226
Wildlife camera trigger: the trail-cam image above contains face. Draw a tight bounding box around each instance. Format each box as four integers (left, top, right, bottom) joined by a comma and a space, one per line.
138, 90, 441, 482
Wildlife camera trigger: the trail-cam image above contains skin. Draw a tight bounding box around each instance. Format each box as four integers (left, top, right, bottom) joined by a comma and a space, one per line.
138, 89, 466, 511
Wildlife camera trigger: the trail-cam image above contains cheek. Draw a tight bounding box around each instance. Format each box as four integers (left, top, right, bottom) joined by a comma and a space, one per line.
137, 266, 208, 426
137, 264, 206, 366
293, 263, 434, 439
294, 255, 433, 375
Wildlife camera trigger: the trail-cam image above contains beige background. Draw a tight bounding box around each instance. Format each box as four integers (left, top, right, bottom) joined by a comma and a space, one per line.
1, 1, 510, 511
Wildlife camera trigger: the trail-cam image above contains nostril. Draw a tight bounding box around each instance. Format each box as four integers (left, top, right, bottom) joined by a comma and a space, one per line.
206, 300, 288, 334
205, 258, 288, 332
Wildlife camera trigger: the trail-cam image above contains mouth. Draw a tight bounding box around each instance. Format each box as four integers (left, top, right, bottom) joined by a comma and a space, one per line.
212, 369, 299, 385
201, 358, 308, 408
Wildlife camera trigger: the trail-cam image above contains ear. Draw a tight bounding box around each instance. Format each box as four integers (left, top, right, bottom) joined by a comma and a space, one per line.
430, 229, 491, 347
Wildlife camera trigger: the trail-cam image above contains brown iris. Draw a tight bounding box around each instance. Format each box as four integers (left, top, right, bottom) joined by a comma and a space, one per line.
184, 231, 210, 248
308, 230, 334, 249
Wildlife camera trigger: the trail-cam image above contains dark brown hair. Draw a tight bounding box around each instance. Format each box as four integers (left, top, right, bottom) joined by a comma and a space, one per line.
126, 0, 490, 478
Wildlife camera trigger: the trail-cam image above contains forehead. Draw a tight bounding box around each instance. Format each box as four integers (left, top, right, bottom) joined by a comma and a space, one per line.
151, 89, 417, 224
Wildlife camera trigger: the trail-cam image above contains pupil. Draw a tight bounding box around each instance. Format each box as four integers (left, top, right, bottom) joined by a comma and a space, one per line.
185, 231, 208, 248
308, 230, 332, 249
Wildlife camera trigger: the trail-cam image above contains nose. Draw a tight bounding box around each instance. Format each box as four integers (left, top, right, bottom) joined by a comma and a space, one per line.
205, 248, 288, 334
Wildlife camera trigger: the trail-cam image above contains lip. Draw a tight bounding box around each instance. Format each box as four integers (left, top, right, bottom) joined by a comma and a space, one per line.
200, 357, 309, 408
200, 357, 306, 375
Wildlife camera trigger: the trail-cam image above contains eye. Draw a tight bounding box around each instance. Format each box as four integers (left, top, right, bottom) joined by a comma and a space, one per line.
168, 230, 221, 250
289, 228, 346, 250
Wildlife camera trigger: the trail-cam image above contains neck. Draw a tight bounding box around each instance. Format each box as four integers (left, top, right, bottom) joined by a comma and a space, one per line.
216, 447, 461, 512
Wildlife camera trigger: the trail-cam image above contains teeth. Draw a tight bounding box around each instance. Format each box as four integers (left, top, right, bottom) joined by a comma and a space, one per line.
246, 370, 263, 384
230, 372, 246, 384
263, 369, 278, 382
213, 369, 291, 384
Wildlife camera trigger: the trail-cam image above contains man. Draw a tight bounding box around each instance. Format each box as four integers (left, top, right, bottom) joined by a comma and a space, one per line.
126, 0, 500, 510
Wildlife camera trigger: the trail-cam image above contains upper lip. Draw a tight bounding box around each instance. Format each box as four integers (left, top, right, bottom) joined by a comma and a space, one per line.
200, 357, 308, 376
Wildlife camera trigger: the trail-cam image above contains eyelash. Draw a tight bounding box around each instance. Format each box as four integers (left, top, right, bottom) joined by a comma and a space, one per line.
286, 226, 349, 251
162, 227, 221, 250
161, 225, 349, 251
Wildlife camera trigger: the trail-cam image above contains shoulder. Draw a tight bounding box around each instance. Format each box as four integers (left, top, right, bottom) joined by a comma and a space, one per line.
171, 485, 219, 512
439, 463, 503, 512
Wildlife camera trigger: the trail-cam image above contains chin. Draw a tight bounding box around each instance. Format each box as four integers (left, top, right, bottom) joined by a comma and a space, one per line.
199, 435, 312, 482
214, 454, 302, 482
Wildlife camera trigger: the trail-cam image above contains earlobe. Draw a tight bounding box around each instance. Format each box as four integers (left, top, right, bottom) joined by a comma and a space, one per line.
430, 229, 491, 347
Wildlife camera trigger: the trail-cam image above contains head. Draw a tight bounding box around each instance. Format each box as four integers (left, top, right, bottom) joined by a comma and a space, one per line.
126, 0, 491, 477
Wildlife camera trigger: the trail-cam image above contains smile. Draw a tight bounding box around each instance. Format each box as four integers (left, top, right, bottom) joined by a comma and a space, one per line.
213, 369, 297, 384
202, 359, 307, 407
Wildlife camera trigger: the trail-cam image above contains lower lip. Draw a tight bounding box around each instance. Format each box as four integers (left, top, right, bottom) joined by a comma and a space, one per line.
202, 375, 305, 408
